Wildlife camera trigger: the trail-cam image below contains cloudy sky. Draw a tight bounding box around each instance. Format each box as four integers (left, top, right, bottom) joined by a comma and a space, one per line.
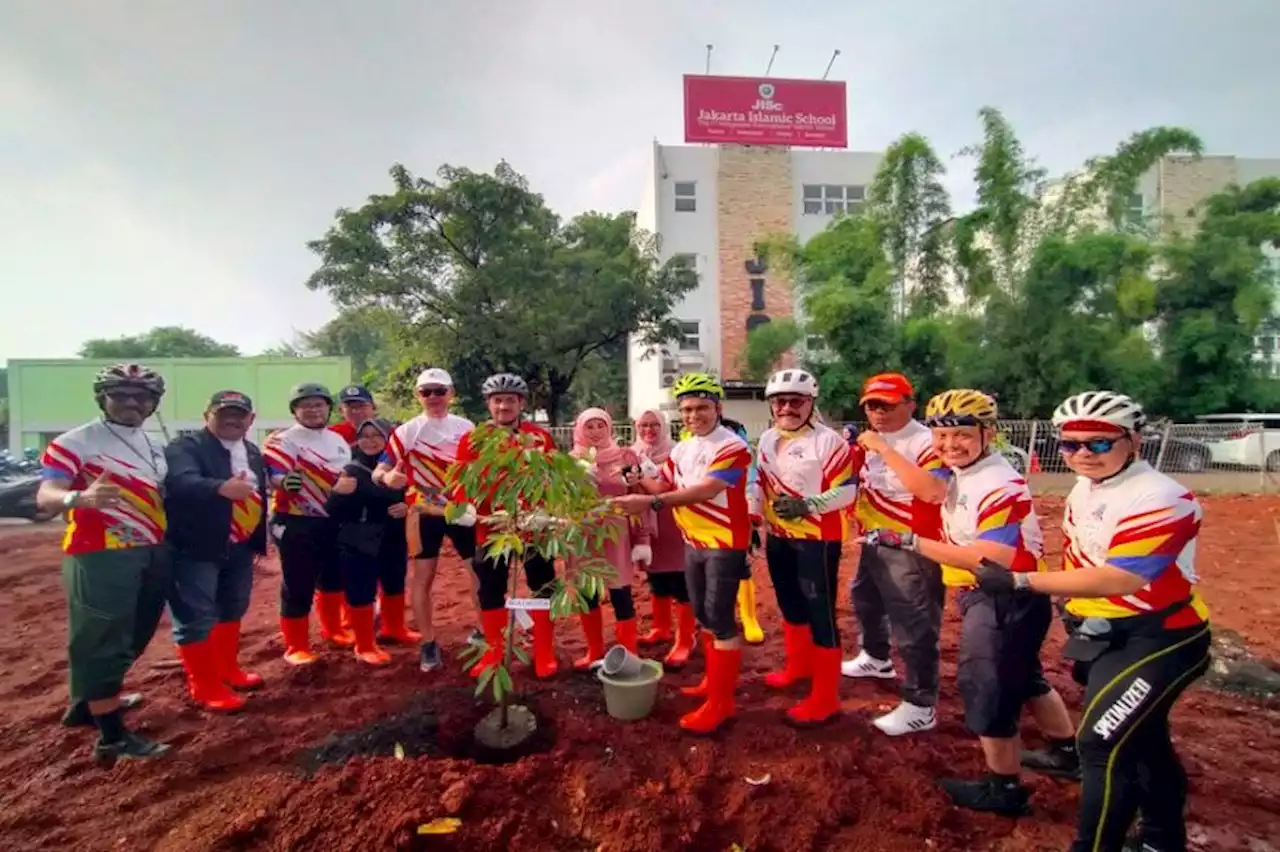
2, 0, 1277, 362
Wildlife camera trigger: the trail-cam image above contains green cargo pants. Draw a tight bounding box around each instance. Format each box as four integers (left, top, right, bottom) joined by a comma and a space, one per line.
62, 544, 171, 703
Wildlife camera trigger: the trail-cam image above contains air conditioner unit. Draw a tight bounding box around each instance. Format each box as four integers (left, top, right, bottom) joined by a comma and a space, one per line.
676, 350, 707, 368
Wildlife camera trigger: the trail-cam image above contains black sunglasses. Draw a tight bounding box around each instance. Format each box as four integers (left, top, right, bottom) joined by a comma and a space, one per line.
418, 387, 449, 397
1059, 437, 1122, 455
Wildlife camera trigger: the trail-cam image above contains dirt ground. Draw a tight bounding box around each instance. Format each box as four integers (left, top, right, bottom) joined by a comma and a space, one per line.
1, 496, 1278, 852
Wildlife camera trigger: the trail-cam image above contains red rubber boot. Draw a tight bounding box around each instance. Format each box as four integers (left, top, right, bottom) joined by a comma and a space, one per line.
574, 607, 606, 670
639, 595, 672, 645
786, 646, 843, 726
764, 622, 813, 689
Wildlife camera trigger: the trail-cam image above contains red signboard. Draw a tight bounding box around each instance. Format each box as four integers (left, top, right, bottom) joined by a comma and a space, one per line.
683, 75, 848, 148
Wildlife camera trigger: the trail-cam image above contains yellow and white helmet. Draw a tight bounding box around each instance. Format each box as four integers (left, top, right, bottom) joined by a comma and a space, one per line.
924, 389, 998, 427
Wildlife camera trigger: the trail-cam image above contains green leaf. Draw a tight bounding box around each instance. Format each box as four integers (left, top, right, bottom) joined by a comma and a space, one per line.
496, 666, 513, 697
475, 666, 495, 697
512, 644, 531, 665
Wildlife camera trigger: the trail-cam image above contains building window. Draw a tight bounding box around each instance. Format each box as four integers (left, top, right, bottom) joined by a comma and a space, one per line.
674, 182, 697, 213
802, 184, 866, 216
745, 314, 771, 333
677, 320, 701, 352
670, 253, 698, 282
750, 279, 766, 311
1126, 192, 1144, 226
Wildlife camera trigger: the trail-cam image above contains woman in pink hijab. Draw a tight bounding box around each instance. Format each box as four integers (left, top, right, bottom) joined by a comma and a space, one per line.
629, 409, 697, 669
569, 408, 651, 668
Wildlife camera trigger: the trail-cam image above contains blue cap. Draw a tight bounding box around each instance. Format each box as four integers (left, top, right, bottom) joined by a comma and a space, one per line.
338, 385, 374, 403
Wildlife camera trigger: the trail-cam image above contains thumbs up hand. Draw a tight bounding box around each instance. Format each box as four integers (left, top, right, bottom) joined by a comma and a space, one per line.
79, 470, 122, 509
382, 462, 408, 490
332, 472, 357, 495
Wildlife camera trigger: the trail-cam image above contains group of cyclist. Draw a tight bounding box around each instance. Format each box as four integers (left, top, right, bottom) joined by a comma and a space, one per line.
37, 360, 1210, 852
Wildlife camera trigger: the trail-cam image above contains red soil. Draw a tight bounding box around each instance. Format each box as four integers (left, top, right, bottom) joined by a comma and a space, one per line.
0, 496, 1277, 852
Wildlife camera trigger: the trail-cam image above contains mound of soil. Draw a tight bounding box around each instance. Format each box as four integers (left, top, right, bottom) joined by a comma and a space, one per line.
0, 497, 1278, 851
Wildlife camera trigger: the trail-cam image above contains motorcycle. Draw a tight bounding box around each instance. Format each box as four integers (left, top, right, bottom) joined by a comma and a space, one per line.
0, 475, 56, 522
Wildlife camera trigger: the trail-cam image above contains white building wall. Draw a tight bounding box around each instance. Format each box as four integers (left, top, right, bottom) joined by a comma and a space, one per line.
627, 145, 885, 419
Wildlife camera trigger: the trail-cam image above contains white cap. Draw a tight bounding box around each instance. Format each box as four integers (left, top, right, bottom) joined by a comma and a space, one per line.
416, 368, 453, 388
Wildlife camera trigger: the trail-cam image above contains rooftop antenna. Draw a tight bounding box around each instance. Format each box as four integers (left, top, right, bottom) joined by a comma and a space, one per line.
704, 44, 713, 74
821, 49, 841, 80
765, 44, 779, 76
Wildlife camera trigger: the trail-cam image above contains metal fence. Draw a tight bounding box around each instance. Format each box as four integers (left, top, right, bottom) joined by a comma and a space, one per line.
545, 419, 1280, 479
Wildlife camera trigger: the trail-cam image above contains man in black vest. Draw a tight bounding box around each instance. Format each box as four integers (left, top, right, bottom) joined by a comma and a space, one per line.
165, 391, 270, 713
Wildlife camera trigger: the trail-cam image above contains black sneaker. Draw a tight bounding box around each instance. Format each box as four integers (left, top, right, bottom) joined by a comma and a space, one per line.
1021, 745, 1081, 781
62, 693, 143, 728
419, 641, 443, 672
467, 628, 484, 646
93, 730, 170, 767
937, 775, 1031, 817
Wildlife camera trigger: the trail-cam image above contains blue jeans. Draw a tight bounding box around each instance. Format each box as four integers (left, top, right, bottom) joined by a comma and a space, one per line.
169, 544, 255, 645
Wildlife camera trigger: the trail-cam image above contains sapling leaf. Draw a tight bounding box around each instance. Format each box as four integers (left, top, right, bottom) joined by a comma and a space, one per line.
475, 666, 495, 697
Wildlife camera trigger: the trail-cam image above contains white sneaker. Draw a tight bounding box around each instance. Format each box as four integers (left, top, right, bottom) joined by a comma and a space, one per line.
841, 651, 897, 680
872, 701, 937, 737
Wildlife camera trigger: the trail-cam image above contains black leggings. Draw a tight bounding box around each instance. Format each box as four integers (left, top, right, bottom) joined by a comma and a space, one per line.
648, 572, 690, 603
765, 536, 842, 648
584, 586, 637, 620
1070, 623, 1212, 852
473, 552, 555, 611
276, 516, 341, 618
339, 530, 408, 608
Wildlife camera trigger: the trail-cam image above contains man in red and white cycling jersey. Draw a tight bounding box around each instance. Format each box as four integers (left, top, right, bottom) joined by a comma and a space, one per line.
750, 369, 861, 726
843, 372, 948, 737
615, 372, 753, 735
972, 391, 1211, 852
375, 368, 479, 672
450, 373, 561, 680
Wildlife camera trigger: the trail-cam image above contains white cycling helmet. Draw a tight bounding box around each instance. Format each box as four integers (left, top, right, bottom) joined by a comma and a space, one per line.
765, 369, 819, 399
1052, 390, 1147, 432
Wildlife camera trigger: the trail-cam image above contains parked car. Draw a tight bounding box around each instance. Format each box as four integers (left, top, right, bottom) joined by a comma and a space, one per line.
1195, 413, 1280, 471
1032, 425, 1212, 474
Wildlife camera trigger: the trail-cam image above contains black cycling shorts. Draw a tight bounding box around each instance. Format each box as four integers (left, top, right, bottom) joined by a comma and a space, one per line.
956, 587, 1053, 738
413, 514, 476, 560
684, 547, 748, 640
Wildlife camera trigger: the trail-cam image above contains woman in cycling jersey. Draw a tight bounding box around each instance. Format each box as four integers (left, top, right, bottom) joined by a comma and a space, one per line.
862, 389, 1075, 817
972, 391, 1211, 852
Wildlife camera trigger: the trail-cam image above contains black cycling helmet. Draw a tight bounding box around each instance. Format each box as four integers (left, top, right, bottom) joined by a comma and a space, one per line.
93, 363, 166, 398
481, 373, 529, 399
289, 382, 334, 411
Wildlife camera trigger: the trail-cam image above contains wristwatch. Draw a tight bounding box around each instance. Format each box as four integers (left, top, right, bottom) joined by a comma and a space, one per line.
1013, 572, 1033, 591
62, 491, 81, 509
650, 495, 665, 512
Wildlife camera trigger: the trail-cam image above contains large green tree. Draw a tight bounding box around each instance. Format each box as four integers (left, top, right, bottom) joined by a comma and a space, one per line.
1153, 178, 1280, 418
79, 326, 240, 359
305, 162, 695, 423
752, 107, 1277, 420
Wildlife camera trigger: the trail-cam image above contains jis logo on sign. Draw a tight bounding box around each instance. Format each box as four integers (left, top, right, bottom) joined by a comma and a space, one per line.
752, 82, 783, 112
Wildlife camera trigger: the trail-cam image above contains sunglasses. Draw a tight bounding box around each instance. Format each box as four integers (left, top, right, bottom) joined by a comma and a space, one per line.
770, 396, 809, 410
418, 387, 449, 397
105, 390, 155, 403
1058, 437, 1122, 455
864, 400, 900, 412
